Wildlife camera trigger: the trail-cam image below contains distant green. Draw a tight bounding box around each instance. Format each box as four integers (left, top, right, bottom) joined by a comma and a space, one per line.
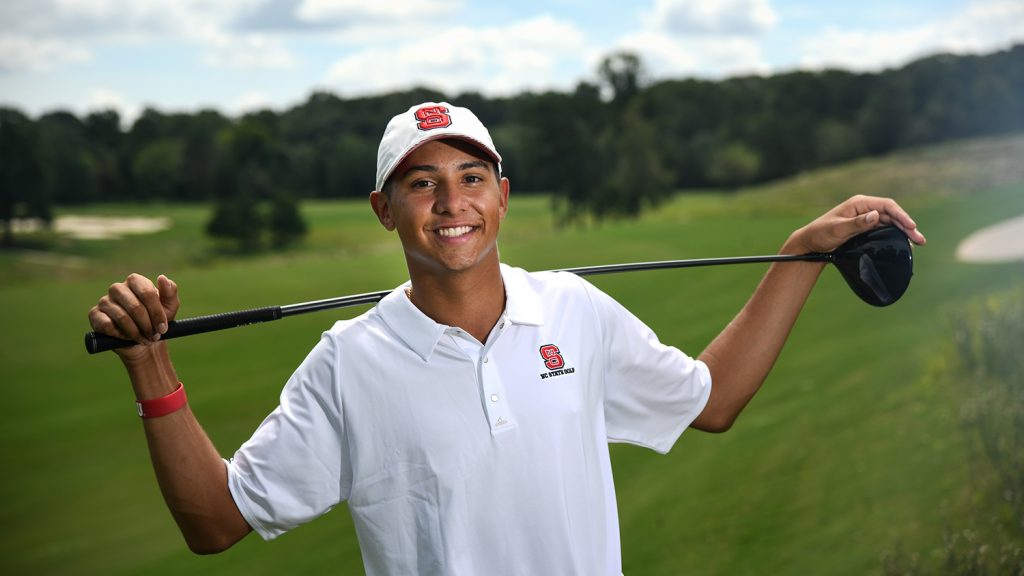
1, 134, 1022, 575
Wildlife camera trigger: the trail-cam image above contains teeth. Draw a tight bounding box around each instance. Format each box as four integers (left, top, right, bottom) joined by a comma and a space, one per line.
438, 226, 473, 238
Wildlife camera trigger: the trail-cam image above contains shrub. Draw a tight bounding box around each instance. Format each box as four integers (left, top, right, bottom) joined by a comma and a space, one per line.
883, 287, 1024, 575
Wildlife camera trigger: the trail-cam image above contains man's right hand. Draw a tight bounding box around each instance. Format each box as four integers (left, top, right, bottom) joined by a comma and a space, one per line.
88, 274, 179, 362
88, 274, 252, 552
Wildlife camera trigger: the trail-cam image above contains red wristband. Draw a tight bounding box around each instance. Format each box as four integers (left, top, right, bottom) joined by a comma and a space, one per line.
136, 383, 188, 419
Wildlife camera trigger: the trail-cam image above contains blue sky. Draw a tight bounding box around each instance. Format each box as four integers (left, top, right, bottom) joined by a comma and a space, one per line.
1, 0, 1021, 123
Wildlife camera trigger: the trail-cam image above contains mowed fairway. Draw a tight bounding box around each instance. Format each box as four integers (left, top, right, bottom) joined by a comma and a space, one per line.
2, 135, 1023, 575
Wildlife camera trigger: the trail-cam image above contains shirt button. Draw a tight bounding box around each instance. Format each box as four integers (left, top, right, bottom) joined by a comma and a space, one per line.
483, 356, 489, 363
490, 394, 499, 402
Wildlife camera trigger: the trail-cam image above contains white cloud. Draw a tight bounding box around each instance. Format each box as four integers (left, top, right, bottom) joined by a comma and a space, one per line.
3, 0, 245, 38
323, 15, 588, 96
85, 88, 141, 125
296, 0, 461, 22
201, 33, 297, 70
50, 0, 176, 31
942, 0, 1024, 53
648, 0, 778, 36
230, 91, 276, 115
800, 0, 1024, 71
1, 0, 296, 72
617, 31, 770, 79
0, 35, 91, 72
612, 0, 775, 80
800, 27, 936, 71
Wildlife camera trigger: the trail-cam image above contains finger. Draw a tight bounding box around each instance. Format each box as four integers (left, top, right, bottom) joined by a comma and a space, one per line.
109, 279, 155, 342
849, 196, 927, 245
877, 213, 927, 245
830, 210, 879, 245
875, 212, 927, 245
88, 304, 134, 342
157, 275, 179, 323
96, 293, 146, 344
127, 273, 167, 338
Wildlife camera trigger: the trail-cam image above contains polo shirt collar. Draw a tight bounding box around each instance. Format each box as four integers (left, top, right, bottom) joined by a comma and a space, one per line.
376, 264, 545, 362
499, 263, 545, 327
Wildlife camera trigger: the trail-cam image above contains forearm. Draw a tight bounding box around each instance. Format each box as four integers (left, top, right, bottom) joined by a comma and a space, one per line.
123, 346, 251, 553
694, 235, 825, 431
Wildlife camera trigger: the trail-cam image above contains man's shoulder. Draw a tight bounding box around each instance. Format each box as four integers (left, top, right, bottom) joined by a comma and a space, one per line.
501, 264, 608, 322
502, 263, 592, 295
321, 298, 391, 343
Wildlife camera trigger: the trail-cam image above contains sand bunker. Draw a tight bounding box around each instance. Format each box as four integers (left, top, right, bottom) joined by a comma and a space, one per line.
956, 213, 1024, 263
13, 215, 171, 240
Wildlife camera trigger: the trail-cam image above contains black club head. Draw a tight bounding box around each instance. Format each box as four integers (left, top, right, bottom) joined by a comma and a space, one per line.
830, 226, 914, 307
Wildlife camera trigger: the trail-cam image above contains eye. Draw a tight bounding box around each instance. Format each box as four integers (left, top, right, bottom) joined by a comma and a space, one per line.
464, 174, 483, 184
410, 179, 434, 189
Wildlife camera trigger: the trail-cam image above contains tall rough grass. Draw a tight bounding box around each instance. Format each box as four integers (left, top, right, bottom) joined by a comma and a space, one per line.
883, 287, 1024, 575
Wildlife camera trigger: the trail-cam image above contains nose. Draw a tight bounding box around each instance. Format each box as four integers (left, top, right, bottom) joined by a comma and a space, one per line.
432, 180, 467, 215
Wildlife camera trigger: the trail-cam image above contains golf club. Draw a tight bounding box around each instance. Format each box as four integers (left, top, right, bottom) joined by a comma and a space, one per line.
85, 225, 913, 355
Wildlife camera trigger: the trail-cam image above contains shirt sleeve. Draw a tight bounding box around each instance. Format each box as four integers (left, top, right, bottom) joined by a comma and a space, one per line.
582, 279, 712, 454
225, 331, 352, 540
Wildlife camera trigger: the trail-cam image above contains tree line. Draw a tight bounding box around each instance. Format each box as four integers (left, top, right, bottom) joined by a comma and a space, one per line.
2, 44, 1022, 247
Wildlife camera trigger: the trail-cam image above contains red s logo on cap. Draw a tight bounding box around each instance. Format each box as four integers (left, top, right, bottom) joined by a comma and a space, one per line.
415, 106, 452, 131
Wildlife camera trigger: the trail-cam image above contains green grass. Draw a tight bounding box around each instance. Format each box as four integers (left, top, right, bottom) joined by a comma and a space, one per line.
2, 134, 1023, 575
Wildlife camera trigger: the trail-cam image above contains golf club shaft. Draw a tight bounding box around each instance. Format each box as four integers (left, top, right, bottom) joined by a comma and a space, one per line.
84, 252, 829, 354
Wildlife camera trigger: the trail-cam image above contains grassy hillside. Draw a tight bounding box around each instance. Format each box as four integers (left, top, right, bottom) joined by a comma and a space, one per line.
1, 134, 1022, 575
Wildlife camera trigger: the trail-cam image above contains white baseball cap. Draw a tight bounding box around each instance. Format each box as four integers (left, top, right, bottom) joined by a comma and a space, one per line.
375, 102, 503, 192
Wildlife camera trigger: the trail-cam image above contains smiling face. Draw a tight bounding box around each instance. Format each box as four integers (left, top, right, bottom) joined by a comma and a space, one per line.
369, 138, 509, 280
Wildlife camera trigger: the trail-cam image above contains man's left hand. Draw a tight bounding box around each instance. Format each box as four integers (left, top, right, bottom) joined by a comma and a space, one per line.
788, 194, 927, 254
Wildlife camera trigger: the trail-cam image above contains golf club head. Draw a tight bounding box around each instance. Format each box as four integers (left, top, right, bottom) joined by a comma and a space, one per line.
830, 226, 914, 307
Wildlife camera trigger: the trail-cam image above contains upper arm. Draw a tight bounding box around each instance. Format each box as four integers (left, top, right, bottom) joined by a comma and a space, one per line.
581, 279, 712, 452
226, 332, 350, 540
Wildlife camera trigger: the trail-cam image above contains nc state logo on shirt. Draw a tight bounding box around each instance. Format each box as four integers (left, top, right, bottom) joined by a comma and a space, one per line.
539, 344, 575, 379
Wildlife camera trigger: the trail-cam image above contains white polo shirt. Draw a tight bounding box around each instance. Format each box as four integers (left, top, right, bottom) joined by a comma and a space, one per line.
226, 264, 711, 575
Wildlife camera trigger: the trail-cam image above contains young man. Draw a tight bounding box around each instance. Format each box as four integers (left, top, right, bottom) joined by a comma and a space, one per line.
88, 102, 926, 574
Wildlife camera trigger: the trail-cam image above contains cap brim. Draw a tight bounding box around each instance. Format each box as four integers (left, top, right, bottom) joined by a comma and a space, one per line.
377, 134, 503, 191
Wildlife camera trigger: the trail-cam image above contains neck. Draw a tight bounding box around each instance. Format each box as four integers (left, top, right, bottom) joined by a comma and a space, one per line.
407, 260, 506, 343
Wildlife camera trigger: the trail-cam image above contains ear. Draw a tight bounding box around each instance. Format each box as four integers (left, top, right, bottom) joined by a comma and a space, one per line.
369, 190, 396, 231
498, 177, 510, 221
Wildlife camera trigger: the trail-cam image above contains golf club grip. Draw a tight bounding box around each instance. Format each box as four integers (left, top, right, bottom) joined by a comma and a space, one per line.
84, 306, 283, 354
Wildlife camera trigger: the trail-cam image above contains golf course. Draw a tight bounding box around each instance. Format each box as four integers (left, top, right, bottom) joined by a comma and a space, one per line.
2, 133, 1022, 575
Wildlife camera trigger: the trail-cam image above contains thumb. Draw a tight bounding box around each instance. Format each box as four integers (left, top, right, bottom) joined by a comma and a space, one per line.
157, 274, 180, 320
823, 210, 878, 251
840, 210, 878, 239
861, 210, 879, 227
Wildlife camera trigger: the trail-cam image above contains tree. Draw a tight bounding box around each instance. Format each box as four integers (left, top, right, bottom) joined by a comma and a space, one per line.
598, 51, 647, 109
132, 139, 183, 201
180, 110, 230, 201
206, 118, 308, 251
857, 73, 914, 155
207, 188, 264, 252
0, 108, 47, 246
324, 133, 375, 197
600, 102, 674, 217
37, 111, 97, 204
85, 110, 127, 201
518, 88, 608, 225
592, 56, 673, 221
813, 120, 864, 165
706, 142, 762, 188
268, 191, 307, 248
2, 44, 1018, 220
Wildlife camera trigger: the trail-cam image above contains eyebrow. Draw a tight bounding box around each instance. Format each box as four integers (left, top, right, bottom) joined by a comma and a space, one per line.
399, 160, 491, 179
